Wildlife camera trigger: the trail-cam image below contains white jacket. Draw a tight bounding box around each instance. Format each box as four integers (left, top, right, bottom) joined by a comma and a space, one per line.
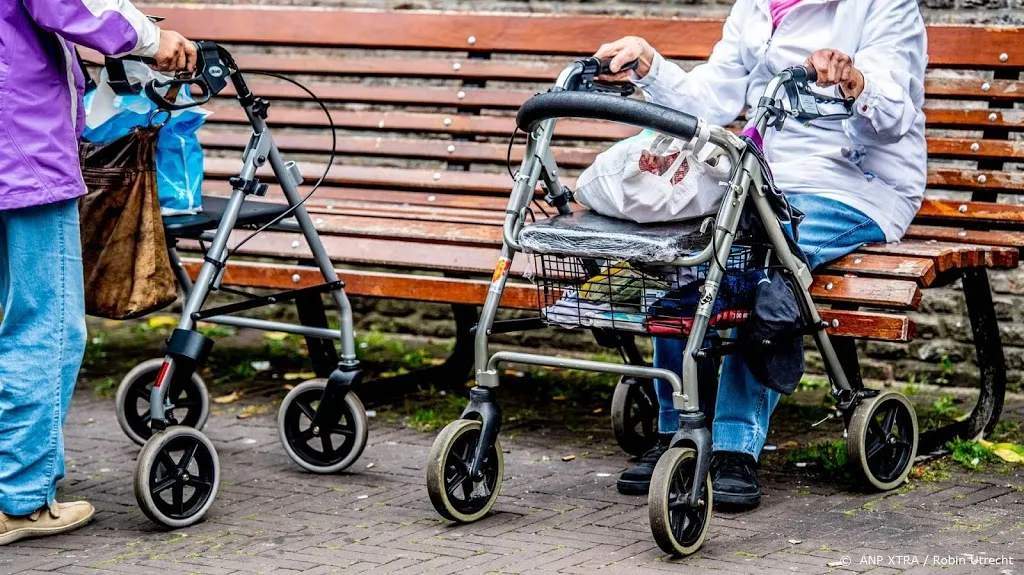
633, 0, 927, 242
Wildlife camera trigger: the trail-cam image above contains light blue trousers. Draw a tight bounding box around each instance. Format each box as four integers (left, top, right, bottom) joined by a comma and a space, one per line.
0, 199, 87, 515
654, 194, 886, 456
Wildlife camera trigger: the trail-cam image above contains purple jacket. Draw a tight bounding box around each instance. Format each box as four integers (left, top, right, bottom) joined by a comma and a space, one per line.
0, 0, 160, 211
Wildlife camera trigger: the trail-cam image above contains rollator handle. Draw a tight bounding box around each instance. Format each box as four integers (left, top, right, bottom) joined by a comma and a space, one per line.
516, 90, 699, 141
145, 41, 238, 110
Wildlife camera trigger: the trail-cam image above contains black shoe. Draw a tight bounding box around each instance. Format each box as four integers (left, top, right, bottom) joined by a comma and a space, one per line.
617, 441, 669, 495
711, 451, 761, 510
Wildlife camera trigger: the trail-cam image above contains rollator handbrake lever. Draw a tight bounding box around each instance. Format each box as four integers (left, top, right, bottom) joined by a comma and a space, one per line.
571, 57, 638, 97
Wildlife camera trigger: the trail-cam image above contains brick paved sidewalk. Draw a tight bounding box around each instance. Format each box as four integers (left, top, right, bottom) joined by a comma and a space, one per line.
3, 389, 1023, 575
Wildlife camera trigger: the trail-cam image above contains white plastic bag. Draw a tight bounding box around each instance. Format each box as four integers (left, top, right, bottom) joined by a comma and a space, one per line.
82, 61, 210, 216
574, 123, 731, 224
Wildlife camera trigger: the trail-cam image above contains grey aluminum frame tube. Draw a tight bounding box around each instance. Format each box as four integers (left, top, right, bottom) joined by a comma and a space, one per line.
168, 246, 343, 340
488, 351, 689, 408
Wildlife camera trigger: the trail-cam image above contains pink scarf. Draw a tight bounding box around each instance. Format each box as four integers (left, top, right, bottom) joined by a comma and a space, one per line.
770, 0, 804, 30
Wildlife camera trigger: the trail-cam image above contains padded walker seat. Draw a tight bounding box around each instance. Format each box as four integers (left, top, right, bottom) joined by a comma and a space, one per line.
162, 195, 292, 239
518, 210, 711, 263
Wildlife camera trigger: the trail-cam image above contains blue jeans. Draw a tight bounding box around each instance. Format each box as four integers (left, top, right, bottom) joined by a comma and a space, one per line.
653, 194, 885, 456
0, 199, 87, 515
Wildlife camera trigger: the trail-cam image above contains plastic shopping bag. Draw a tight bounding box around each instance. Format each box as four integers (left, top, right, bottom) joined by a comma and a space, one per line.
574, 125, 730, 224
82, 60, 209, 215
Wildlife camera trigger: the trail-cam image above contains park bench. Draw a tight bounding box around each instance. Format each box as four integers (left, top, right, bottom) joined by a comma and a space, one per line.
83, 6, 1022, 452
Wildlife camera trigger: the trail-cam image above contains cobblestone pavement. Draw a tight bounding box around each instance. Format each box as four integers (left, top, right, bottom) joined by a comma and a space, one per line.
3, 389, 1023, 575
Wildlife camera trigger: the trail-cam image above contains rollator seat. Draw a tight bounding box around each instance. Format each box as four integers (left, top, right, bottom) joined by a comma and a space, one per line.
163, 196, 292, 239
518, 210, 711, 263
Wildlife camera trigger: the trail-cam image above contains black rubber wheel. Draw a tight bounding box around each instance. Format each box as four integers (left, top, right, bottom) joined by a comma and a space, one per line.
116, 358, 209, 446
649, 447, 713, 556
611, 377, 659, 457
848, 391, 919, 491
426, 420, 503, 523
278, 379, 368, 474
134, 427, 219, 528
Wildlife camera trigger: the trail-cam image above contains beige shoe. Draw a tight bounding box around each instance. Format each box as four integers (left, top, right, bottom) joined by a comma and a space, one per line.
0, 501, 95, 545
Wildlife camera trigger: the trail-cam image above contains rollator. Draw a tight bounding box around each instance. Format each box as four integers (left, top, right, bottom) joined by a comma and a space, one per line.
424, 57, 919, 556
106, 42, 369, 528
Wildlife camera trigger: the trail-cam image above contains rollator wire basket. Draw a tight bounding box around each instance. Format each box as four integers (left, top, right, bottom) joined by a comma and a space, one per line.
534, 245, 765, 338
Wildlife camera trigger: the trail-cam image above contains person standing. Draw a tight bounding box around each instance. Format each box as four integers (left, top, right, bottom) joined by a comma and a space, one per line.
0, 0, 196, 545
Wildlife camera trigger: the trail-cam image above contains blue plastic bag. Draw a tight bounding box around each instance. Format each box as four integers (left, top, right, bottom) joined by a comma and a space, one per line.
82, 61, 209, 215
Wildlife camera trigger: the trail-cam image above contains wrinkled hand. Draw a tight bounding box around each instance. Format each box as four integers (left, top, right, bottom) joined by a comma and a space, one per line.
593, 36, 656, 82
804, 49, 865, 99
152, 29, 197, 73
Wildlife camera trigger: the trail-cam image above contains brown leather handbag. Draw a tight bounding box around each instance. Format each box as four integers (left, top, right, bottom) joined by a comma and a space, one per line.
79, 127, 178, 319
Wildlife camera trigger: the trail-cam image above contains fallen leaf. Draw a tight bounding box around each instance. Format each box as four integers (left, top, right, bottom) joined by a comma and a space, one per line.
592, 408, 603, 414
366, 462, 375, 469
148, 316, 177, 329
284, 372, 317, 381
552, 395, 566, 401
541, 456, 551, 461
263, 332, 289, 341
237, 404, 270, 419
213, 390, 244, 404
562, 454, 576, 462
781, 441, 799, 449
283, 384, 295, 391
980, 439, 1024, 463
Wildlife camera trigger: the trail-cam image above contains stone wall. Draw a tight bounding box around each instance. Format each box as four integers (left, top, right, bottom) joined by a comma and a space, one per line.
151, 0, 1023, 390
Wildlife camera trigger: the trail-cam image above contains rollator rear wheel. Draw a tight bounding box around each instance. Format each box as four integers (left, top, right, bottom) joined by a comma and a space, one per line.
611, 377, 659, 457
278, 379, 368, 474
848, 391, 918, 491
116, 358, 209, 446
426, 419, 503, 523
134, 426, 219, 529
648, 447, 713, 557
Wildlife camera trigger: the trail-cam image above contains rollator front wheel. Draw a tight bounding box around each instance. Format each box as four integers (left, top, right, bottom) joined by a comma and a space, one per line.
426, 419, 503, 523
116, 358, 209, 446
648, 447, 713, 557
134, 426, 220, 529
848, 391, 918, 491
278, 379, 368, 474
611, 377, 659, 457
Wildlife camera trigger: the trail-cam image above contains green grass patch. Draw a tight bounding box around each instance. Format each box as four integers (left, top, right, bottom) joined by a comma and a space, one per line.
93, 377, 118, 398
786, 439, 848, 471
947, 437, 999, 471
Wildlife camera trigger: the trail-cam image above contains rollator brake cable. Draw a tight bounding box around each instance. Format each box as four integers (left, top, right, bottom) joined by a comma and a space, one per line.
504, 125, 552, 219
226, 70, 338, 258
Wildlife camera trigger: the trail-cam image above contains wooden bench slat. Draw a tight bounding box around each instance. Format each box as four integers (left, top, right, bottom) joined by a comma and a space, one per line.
180, 258, 916, 342
818, 310, 915, 343
924, 108, 1023, 131
207, 102, 1023, 137
201, 130, 1024, 167
925, 77, 1023, 101
88, 48, 1022, 98
905, 225, 1024, 248
858, 239, 1018, 272
916, 198, 1024, 225
217, 82, 1024, 114
928, 137, 1024, 161
204, 157, 1024, 197
811, 275, 921, 309
151, 5, 1024, 69
825, 254, 937, 287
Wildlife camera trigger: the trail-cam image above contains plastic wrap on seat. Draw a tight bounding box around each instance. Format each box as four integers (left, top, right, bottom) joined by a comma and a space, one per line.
519, 210, 710, 263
